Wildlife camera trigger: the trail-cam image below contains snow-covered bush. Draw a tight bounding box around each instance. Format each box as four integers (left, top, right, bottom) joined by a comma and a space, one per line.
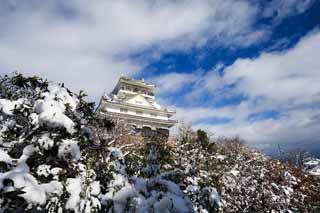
170, 125, 221, 212
304, 157, 320, 176
0, 73, 99, 212
0, 73, 319, 212
0, 73, 196, 212
170, 125, 320, 212
99, 144, 194, 213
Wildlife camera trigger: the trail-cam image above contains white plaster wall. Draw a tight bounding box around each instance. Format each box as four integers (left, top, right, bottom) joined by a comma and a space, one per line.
118, 89, 155, 100
104, 104, 169, 120
125, 94, 152, 108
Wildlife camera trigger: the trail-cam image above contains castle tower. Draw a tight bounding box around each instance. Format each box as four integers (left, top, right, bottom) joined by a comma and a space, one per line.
96, 76, 177, 137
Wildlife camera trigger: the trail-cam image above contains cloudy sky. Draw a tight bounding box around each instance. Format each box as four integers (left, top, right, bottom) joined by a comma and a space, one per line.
0, 0, 319, 156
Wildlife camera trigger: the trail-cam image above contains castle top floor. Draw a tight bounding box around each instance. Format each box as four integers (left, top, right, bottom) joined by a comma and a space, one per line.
111, 76, 155, 100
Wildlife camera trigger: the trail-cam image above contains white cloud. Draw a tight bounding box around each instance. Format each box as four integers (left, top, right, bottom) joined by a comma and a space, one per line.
0, 0, 267, 101
163, 30, 320, 153
194, 107, 320, 153
0, 0, 312, 101
223, 29, 320, 108
148, 72, 198, 94
262, 0, 315, 24
149, 64, 228, 103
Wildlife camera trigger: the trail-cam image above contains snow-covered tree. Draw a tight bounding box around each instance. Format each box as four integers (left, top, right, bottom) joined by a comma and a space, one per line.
170, 124, 320, 212
0, 73, 319, 212
0, 73, 104, 212
0, 73, 196, 212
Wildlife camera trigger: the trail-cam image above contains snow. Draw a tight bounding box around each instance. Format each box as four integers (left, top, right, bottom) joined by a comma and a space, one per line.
37, 164, 51, 177
38, 134, 54, 150
34, 83, 79, 134
0, 120, 15, 144
156, 179, 184, 196
152, 194, 193, 213
201, 187, 220, 206
34, 98, 75, 134
0, 98, 23, 115
282, 186, 294, 196
0, 147, 47, 205
0, 149, 12, 163
309, 165, 320, 176
2, 74, 319, 212
22, 145, 37, 158
230, 169, 240, 176
65, 178, 82, 212
58, 139, 81, 161
42, 180, 64, 197
14, 173, 46, 205
271, 182, 279, 190
29, 113, 39, 126
47, 84, 78, 111
90, 181, 101, 196
101, 171, 195, 213
141, 189, 194, 213
108, 185, 138, 212
186, 185, 200, 193
216, 154, 226, 161
108, 147, 123, 159
304, 159, 320, 167
304, 158, 320, 176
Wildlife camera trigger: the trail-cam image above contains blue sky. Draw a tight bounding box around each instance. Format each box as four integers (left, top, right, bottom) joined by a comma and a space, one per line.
0, 0, 319, 156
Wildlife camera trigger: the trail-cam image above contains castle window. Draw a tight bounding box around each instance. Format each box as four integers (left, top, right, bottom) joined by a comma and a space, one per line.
120, 108, 128, 113
151, 113, 157, 117
136, 111, 143, 115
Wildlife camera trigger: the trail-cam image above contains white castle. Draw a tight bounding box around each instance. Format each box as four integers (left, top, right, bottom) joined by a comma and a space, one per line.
97, 76, 176, 136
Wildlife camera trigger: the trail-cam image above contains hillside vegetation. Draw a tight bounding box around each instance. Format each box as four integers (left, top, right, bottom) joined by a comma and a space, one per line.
0, 73, 319, 212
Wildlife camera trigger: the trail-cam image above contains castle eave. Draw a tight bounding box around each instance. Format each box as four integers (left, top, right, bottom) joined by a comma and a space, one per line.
98, 111, 177, 128
102, 99, 176, 115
